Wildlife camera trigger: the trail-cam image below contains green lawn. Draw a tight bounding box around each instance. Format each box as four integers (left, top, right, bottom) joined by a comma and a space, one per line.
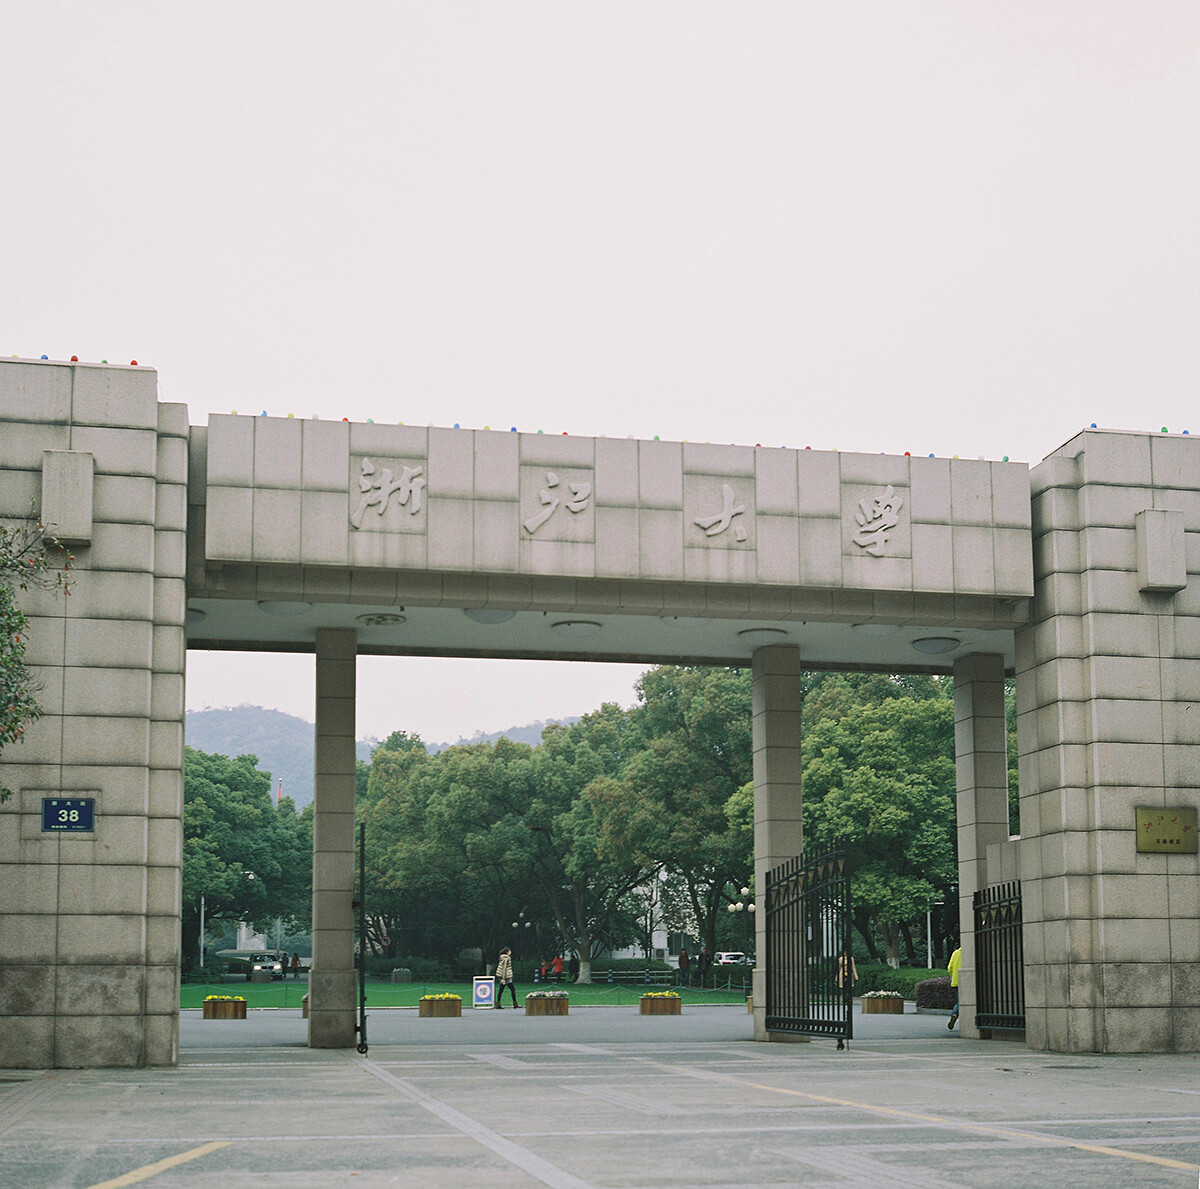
181, 978, 751, 1010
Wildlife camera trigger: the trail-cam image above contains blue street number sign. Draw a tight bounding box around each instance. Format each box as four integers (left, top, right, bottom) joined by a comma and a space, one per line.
42, 798, 95, 832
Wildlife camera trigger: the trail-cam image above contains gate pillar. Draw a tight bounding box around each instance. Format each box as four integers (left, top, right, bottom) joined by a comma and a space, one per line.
308, 627, 358, 1048
751, 644, 804, 1041
952, 653, 1011, 1040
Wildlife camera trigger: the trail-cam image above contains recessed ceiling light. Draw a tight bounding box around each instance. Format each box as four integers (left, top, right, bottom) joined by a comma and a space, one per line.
852, 623, 899, 637
464, 608, 517, 625
737, 628, 789, 644
256, 601, 312, 617
660, 616, 711, 630
356, 613, 406, 626
551, 620, 602, 638
911, 636, 961, 655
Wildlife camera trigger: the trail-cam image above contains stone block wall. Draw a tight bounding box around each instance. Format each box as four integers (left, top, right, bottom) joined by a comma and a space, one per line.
201, 415, 1033, 599
0, 360, 187, 1067
1018, 430, 1200, 1052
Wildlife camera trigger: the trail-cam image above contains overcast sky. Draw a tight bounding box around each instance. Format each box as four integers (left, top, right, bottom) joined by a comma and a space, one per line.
5, 3, 1199, 743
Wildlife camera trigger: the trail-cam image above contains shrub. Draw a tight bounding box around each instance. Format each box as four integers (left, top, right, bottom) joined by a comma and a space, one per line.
856, 965, 941, 999
915, 976, 956, 1009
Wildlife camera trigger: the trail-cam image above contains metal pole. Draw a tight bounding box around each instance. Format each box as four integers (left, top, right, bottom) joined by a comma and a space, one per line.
356, 820, 368, 1055
200, 895, 206, 970
926, 908, 933, 968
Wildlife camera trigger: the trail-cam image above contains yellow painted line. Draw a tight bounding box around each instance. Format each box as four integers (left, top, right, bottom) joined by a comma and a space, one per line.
85, 1140, 231, 1189
674, 1067, 1199, 1173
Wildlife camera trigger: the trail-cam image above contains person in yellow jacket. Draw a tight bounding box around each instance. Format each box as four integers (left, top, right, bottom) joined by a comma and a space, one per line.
947, 945, 962, 1029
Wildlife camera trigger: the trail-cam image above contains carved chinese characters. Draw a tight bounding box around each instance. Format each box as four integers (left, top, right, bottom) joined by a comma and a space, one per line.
853, 484, 903, 556
518, 466, 595, 543
349, 456, 427, 534
342, 446, 920, 570
523, 470, 592, 536
694, 484, 748, 541
684, 474, 755, 549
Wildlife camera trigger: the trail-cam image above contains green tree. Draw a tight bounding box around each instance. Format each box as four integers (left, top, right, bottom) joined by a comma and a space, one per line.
800, 683, 957, 966
182, 747, 312, 969
357, 730, 433, 959
368, 708, 648, 979
361, 732, 551, 965
591, 666, 754, 957
0, 512, 71, 801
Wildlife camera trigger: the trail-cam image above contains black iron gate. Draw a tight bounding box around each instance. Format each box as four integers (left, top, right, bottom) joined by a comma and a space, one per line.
765, 846, 852, 1044
973, 880, 1025, 1030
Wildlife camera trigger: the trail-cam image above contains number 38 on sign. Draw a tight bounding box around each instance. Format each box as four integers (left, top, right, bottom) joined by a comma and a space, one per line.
41, 798, 95, 832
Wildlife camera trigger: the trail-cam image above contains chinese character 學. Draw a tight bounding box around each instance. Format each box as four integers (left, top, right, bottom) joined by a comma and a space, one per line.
853, 485, 904, 556
694, 484, 748, 542
351, 457, 425, 530
524, 471, 591, 535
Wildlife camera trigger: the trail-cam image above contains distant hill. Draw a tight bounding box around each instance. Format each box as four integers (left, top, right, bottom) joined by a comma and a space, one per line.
184, 706, 579, 807
184, 706, 374, 811
427, 717, 580, 752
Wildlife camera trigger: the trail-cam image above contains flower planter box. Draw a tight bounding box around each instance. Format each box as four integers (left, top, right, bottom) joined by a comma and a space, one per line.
862, 997, 904, 1015
639, 996, 682, 1016
525, 997, 569, 1016
203, 999, 246, 1020
419, 998, 462, 1018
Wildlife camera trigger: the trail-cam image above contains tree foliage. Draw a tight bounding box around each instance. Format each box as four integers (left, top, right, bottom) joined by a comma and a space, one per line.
800, 675, 957, 964
0, 512, 72, 801
352, 666, 969, 973
182, 746, 312, 968
591, 666, 754, 955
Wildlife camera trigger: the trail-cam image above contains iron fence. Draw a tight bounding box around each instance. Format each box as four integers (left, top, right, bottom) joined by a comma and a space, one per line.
973, 880, 1025, 1030
765, 846, 852, 1043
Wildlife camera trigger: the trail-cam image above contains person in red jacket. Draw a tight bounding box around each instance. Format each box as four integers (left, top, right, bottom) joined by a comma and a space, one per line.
551, 954, 564, 983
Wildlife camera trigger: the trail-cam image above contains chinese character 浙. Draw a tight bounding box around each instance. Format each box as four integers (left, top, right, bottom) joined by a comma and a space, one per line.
853, 485, 903, 556
351, 457, 425, 529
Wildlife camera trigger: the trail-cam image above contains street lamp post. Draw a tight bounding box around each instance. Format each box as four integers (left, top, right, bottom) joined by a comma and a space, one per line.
727, 886, 755, 951
727, 886, 755, 993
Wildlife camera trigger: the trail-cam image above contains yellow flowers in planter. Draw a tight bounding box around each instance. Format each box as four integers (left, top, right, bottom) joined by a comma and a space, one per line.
639, 990, 682, 1014
419, 993, 463, 1017
202, 995, 247, 1019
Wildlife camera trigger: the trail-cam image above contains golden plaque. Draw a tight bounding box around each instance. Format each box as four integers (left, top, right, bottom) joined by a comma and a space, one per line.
1135, 806, 1199, 854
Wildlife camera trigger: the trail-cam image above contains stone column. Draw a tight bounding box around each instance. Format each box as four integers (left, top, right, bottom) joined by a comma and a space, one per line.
308, 627, 358, 1048
0, 361, 188, 1068
751, 644, 804, 1042
953, 653, 1012, 1040
1019, 432, 1200, 1054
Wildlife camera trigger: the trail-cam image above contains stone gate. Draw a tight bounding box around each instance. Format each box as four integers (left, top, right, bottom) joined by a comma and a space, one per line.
1, 357, 1196, 1064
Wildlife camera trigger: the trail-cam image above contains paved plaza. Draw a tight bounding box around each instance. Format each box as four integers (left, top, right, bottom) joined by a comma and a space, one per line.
1, 1005, 1197, 1188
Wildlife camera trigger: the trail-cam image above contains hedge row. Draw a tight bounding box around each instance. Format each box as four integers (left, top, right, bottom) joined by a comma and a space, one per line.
857, 964, 950, 998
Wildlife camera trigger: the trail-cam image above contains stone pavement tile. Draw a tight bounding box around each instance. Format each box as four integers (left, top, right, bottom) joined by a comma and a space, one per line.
1, 1010, 1199, 1187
